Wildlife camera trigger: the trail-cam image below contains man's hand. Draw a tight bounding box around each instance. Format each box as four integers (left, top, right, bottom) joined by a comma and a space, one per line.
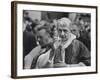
53, 37, 61, 49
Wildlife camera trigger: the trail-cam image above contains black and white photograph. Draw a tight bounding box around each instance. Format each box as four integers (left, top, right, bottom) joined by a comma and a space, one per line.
11, 1, 97, 78
23, 10, 91, 69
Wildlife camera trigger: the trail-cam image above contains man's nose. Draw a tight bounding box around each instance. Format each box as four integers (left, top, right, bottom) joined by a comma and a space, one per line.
61, 31, 64, 35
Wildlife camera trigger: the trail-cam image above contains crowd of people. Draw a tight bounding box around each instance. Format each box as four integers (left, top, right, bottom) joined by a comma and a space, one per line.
23, 12, 91, 69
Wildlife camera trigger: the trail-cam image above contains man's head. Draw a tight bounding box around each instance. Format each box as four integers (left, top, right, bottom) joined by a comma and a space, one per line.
35, 21, 53, 47
70, 23, 80, 38
57, 18, 72, 41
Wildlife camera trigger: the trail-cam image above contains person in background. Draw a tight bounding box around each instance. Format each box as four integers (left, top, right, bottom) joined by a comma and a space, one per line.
78, 19, 91, 51
70, 23, 80, 38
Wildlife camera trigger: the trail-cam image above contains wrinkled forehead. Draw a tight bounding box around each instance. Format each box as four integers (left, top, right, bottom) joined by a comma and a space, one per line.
57, 22, 70, 31
57, 20, 71, 31
58, 26, 70, 31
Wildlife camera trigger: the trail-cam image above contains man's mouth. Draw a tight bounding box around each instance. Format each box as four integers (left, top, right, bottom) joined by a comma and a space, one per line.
60, 36, 68, 41
61, 36, 66, 39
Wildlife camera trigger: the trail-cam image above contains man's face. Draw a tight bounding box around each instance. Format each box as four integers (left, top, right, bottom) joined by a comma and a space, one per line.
36, 29, 50, 47
58, 26, 70, 41
70, 24, 80, 38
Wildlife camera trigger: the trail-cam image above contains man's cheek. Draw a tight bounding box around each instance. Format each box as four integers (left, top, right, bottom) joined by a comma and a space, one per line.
65, 33, 70, 38
65, 33, 69, 37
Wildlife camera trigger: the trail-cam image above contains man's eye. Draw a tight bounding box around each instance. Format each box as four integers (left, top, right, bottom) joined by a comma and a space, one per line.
71, 29, 76, 32
63, 30, 68, 33
58, 29, 62, 32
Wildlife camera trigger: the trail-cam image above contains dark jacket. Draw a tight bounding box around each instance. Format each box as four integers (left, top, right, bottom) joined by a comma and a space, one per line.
65, 39, 90, 66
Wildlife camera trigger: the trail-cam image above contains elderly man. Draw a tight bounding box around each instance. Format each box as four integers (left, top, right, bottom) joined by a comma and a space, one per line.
56, 18, 90, 66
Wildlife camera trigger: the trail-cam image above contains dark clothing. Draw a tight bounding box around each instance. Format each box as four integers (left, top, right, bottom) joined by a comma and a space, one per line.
23, 29, 37, 58
31, 39, 90, 69
65, 39, 90, 66
54, 46, 62, 63
78, 30, 91, 51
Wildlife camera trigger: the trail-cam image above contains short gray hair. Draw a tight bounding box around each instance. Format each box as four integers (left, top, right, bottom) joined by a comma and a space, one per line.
57, 17, 72, 29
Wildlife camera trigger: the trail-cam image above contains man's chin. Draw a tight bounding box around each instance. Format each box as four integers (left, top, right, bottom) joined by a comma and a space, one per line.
61, 38, 68, 42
